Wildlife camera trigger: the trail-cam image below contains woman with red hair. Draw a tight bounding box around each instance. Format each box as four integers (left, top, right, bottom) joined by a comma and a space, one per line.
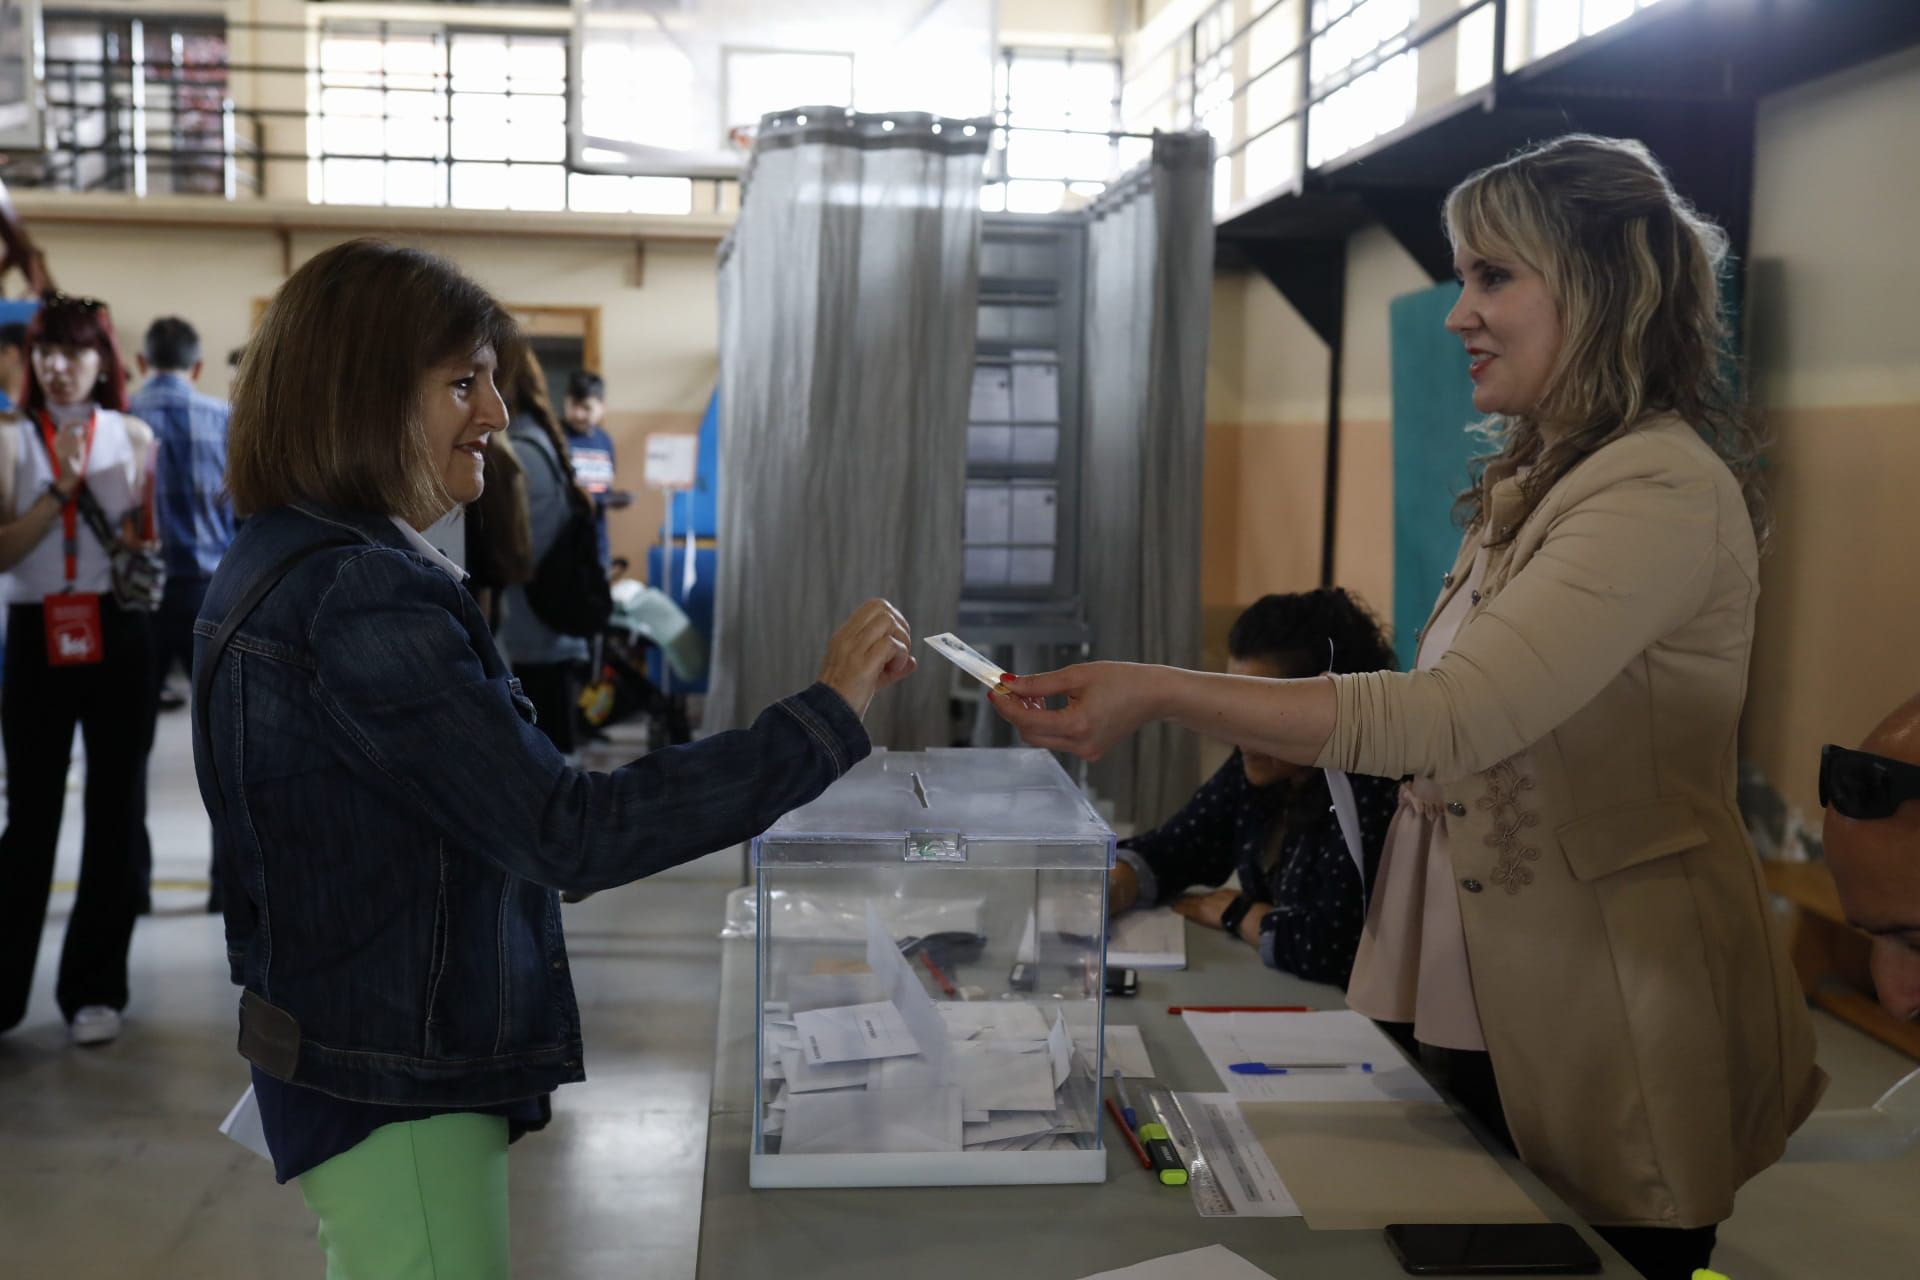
0, 292, 159, 1047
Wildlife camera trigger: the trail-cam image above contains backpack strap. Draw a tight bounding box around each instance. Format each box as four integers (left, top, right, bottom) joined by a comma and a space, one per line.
195, 538, 356, 818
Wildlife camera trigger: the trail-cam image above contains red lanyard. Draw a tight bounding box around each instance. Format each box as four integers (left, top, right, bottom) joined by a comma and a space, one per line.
39, 410, 97, 588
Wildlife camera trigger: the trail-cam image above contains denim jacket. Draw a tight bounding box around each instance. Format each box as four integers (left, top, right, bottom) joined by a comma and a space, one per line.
192, 503, 869, 1107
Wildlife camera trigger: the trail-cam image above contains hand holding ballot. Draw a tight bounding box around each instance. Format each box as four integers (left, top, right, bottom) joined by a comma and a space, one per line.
818, 598, 917, 718
987, 661, 1168, 762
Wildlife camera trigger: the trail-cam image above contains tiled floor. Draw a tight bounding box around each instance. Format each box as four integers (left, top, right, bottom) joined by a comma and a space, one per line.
1, 710, 1915, 1279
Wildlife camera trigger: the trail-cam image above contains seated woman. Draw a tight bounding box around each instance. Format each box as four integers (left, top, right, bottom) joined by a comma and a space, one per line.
1109, 589, 1399, 987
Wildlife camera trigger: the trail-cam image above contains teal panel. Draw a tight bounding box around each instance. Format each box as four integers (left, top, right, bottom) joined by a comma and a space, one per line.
1389, 283, 1480, 670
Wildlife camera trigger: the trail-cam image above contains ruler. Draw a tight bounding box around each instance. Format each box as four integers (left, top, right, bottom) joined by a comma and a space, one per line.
1144, 1086, 1235, 1216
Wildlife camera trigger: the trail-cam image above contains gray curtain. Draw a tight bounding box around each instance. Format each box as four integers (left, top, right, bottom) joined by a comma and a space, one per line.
706, 110, 987, 747
1081, 132, 1214, 826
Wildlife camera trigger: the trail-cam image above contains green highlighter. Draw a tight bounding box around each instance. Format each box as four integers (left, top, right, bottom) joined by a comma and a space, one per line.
1138, 1122, 1188, 1186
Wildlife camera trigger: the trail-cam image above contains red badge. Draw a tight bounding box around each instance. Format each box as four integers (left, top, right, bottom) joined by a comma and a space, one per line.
44, 592, 104, 667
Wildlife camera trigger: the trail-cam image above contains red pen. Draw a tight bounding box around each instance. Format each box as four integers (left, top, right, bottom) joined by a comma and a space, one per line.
1104, 1097, 1152, 1170
920, 952, 957, 998
1166, 1005, 1310, 1015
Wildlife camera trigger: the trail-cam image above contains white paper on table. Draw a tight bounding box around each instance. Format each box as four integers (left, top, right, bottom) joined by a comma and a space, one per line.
1074, 1245, 1281, 1280
793, 1001, 920, 1065
964, 1111, 1057, 1147
1108, 907, 1187, 970
955, 1049, 1057, 1112
1103, 1025, 1156, 1080
866, 904, 953, 1084
1174, 1093, 1301, 1218
1182, 1010, 1439, 1104
1047, 1013, 1076, 1091
780, 1047, 871, 1092
970, 365, 1013, 421
218, 1085, 272, 1162
786, 972, 886, 1014
781, 1086, 963, 1155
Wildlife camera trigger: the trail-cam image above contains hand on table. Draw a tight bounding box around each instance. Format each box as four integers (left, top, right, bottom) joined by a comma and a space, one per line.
1174, 889, 1264, 946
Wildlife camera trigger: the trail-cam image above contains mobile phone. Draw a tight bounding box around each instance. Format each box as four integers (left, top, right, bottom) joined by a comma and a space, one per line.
1104, 967, 1139, 998
1384, 1224, 1601, 1275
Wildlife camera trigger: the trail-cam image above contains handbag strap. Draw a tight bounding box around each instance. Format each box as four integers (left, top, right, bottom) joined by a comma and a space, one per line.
71, 483, 130, 557
195, 538, 355, 817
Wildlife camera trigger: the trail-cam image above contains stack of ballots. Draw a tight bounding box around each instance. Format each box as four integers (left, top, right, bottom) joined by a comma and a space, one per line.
758, 907, 1099, 1164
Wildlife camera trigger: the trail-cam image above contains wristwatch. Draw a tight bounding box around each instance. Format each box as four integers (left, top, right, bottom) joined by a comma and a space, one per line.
1218, 893, 1257, 937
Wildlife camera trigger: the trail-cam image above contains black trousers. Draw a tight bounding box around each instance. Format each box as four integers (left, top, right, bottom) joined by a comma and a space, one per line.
130, 574, 214, 910
1415, 1039, 1720, 1280
0, 600, 157, 1028
515, 661, 579, 755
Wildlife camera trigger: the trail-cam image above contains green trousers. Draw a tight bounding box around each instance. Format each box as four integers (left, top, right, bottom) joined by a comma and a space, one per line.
298, 1113, 510, 1280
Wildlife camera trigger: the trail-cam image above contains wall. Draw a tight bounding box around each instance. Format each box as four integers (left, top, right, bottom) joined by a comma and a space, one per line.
24, 211, 724, 570
1335, 226, 1431, 630
1200, 226, 1427, 670
1741, 45, 1920, 819
1200, 267, 1328, 667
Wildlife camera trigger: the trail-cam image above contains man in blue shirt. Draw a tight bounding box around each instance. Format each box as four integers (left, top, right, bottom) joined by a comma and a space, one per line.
130, 316, 236, 909
562, 370, 632, 566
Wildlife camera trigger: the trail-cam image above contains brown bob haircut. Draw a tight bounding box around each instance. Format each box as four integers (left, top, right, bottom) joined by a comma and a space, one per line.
227, 239, 519, 529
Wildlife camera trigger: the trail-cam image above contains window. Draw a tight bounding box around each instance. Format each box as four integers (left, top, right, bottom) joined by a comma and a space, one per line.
985, 49, 1119, 214
1525, 0, 1667, 61
313, 22, 693, 214
723, 49, 853, 139
1304, 0, 1417, 169
38, 11, 232, 196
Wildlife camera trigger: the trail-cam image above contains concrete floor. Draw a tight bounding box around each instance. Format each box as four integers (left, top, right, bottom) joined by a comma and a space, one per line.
1, 710, 1917, 1279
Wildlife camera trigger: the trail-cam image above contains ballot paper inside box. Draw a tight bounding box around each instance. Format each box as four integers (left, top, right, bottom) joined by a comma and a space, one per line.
751, 749, 1116, 1189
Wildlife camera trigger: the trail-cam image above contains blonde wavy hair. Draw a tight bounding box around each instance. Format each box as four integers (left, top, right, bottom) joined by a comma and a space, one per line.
1446, 134, 1768, 549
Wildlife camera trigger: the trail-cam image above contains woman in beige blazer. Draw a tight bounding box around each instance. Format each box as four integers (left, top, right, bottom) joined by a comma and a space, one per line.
992, 135, 1824, 1280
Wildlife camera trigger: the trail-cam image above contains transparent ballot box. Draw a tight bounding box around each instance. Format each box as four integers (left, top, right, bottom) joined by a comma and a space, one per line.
750, 749, 1116, 1188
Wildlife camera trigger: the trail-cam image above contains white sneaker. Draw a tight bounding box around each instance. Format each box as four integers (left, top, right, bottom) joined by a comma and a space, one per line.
70, 1005, 122, 1046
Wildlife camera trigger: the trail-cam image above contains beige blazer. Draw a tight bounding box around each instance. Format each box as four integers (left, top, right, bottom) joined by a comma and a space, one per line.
1317, 417, 1824, 1228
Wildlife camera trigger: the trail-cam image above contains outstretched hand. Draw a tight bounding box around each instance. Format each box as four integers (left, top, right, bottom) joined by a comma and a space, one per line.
818, 599, 916, 719
986, 661, 1166, 761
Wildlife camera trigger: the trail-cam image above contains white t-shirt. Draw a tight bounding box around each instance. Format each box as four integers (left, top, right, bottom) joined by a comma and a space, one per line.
8, 408, 148, 602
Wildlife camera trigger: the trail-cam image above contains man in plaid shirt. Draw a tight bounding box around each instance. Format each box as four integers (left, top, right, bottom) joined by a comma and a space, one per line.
131, 316, 236, 908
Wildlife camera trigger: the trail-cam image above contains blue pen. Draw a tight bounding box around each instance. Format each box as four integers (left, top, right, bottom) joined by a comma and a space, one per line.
1111, 1066, 1139, 1130
1229, 1061, 1374, 1076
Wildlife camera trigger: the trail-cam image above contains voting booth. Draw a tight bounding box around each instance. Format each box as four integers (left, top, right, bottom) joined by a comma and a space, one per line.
751, 749, 1115, 1187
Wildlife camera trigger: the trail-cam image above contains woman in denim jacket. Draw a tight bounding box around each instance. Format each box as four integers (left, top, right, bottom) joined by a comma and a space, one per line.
195, 239, 914, 1278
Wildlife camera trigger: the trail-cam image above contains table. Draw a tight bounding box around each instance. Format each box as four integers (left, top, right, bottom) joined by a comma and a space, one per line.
696, 919, 1630, 1278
